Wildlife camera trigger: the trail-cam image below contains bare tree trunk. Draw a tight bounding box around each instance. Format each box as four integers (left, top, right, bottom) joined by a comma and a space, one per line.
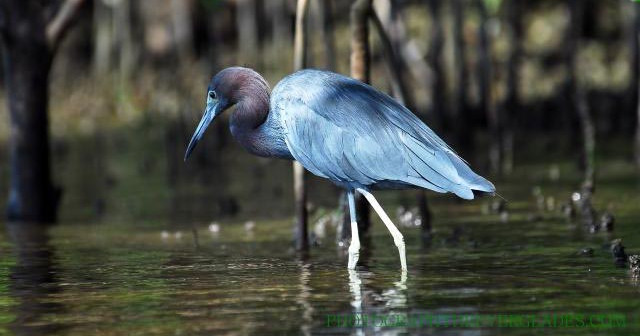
318, 0, 336, 71
114, 0, 134, 80
502, 0, 522, 174
427, 0, 447, 131
266, 0, 291, 70
566, 0, 595, 188
564, 0, 596, 229
452, 0, 471, 150
370, 8, 410, 106
3, 37, 55, 222
236, 0, 259, 66
376, 0, 432, 106
293, 0, 310, 251
351, 0, 372, 83
93, 0, 112, 74
477, 0, 500, 175
348, 0, 372, 233
634, 3, 640, 169
1, 0, 85, 223
171, 0, 194, 62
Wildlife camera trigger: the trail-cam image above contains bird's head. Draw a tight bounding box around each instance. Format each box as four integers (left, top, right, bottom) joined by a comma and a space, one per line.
184, 67, 268, 161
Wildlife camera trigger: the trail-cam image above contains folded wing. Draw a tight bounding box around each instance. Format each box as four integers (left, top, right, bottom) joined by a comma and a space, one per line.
274, 70, 495, 199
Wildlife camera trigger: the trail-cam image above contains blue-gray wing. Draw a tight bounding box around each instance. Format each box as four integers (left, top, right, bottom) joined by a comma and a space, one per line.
273, 70, 495, 199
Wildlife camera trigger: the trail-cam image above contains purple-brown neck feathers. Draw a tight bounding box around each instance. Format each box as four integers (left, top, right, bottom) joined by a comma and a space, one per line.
214, 67, 270, 131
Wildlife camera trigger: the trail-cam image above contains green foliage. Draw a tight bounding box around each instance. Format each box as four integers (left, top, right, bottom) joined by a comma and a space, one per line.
485, 0, 502, 14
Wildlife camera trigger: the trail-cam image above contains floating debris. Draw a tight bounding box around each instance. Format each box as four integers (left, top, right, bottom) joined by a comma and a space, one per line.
532, 187, 546, 212
174, 231, 182, 239
611, 239, 628, 267
314, 217, 328, 240
572, 184, 597, 231
161, 230, 170, 239
571, 192, 581, 203
629, 255, 640, 278
490, 199, 506, 214
244, 221, 255, 231
600, 212, 615, 232
560, 202, 576, 220
545, 196, 555, 211
208, 222, 220, 233
578, 247, 594, 257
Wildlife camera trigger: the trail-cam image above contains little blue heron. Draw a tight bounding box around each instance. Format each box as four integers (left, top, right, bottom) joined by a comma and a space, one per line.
184, 67, 495, 271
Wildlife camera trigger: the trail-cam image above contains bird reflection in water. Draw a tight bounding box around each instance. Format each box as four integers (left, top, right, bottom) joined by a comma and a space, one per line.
346, 245, 409, 334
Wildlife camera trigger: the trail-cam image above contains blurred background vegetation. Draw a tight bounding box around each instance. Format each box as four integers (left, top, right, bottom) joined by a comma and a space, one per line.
0, 0, 638, 226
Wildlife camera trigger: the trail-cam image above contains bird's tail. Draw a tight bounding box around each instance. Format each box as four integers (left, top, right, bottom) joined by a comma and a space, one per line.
447, 152, 496, 199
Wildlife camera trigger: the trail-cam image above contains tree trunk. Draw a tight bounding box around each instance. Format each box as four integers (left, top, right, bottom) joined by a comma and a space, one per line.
350, 0, 372, 83
318, 0, 336, 71
478, 0, 500, 175
503, 0, 522, 174
171, 0, 194, 62
3, 41, 57, 222
427, 0, 447, 131
566, 0, 595, 187
293, 0, 310, 251
236, 0, 259, 66
452, 0, 471, 150
93, 0, 112, 74
266, 0, 291, 70
114, 0, 135, 81
1, 0, 85, 223
1, 3, 57, 222
377, 0, 431, 108
370, 8, 410, 106
634, 3, 640, 169
348, 0, 372, 233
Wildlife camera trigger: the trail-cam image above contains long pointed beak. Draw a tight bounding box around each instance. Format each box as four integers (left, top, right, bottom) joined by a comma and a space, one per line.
184, 102, 218, 161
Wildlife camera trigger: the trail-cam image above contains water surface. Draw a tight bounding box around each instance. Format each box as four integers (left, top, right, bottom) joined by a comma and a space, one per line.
1, 133, 639, 335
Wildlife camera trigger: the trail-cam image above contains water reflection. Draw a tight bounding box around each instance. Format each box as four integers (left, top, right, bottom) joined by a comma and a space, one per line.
347, 269, 408, 335
6, 223, 65, 335
297, 260, 313, 336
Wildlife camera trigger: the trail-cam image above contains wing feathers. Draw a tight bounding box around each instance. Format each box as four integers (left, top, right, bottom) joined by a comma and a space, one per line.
274, 69, 495, 198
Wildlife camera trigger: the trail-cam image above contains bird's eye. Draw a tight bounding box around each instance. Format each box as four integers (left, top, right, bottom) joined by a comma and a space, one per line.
208, 91, 217, 100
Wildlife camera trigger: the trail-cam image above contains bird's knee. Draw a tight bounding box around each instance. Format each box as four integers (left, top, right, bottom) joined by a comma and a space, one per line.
394, 236, 405, 250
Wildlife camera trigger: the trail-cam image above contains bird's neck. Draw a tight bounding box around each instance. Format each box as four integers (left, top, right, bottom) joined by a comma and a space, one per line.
232, 94, 269, 130
229, 77, 275, 157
